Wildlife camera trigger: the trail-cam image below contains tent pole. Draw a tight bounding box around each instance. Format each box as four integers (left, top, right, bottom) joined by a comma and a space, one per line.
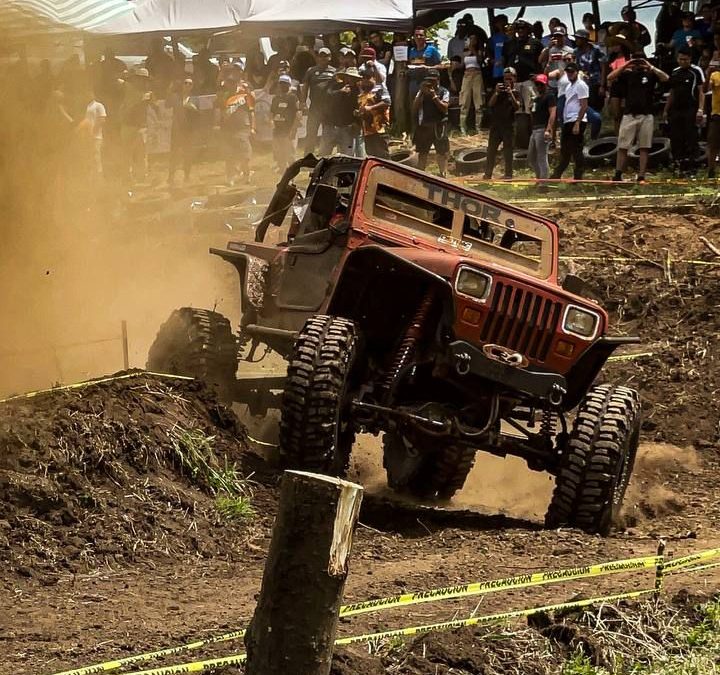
592, 0, 601, 28
568, 2, 577, 33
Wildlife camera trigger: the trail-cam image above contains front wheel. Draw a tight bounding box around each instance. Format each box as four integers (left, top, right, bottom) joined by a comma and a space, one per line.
279, 315, 359, 475
545, 384, 641, 535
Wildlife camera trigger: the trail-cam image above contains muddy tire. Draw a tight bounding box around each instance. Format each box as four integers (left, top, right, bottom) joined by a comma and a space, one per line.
384, 434, 477, 500
147, 308, 238, 400
279, 315, 358, 475
545, 384, 641, 535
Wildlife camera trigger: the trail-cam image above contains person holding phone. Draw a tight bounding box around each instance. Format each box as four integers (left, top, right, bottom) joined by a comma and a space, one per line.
412, 69, 450, 176
608, 53, 669, 182
484, 66, 521, 179
540, 27, 574, 95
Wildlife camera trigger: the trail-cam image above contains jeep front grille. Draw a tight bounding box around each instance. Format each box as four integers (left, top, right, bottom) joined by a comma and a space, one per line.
479, 282, 563, 362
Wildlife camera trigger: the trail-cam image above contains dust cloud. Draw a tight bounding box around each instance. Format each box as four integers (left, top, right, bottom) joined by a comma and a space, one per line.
350, 434, 555, 521
0, 90, 242, 398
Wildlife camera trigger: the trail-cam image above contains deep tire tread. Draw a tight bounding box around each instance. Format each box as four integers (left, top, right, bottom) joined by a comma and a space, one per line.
279, 315, 357, 475
545, 384, 641, 535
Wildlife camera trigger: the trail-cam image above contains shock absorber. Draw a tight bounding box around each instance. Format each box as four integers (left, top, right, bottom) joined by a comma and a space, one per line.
540, 408, 558, 438
383, 288, 436, 401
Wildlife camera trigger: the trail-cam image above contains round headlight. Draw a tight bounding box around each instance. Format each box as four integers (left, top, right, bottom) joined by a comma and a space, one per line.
564, 306, 599, 339
456, 268, 492, 301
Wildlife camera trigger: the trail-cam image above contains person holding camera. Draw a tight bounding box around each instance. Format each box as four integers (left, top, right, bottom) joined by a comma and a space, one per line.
527, 74, 556, 182
412, 69, 450, 176
357, 65, 391, 158
483, 66, 521, 179
608, 53, 668, 182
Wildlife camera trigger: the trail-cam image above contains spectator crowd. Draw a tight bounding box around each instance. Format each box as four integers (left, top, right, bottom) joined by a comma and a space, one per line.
7, 1, 720, 190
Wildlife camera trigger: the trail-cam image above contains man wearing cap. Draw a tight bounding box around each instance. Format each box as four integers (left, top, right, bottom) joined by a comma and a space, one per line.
357, 65, 391, 158
665, 12, 703, 60
484, 67, 521, 179
340, 47, 359, 71
608, 53, 668, 182
502, 20, 543, 112
359, 47, 387, 84
541, 27, 574, 95
271, 74, 301, 171
321, 67, 363, 157
408, 27, 442, 100
221, 76, 256, 184
527, 74, 556, 182
120, 67, 154, 184
574, 29, 607, 112
412, 69, 450, 176
301, 47, 336, 153
550, 62, 589, 180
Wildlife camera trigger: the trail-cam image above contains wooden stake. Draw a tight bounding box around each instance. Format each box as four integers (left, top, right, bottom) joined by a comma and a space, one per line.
244, 470, 363, 675
121, 320, 129, 370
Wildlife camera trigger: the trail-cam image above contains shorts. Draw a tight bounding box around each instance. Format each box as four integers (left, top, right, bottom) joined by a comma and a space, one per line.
414, 122, 450, 155
709, 115, 720, 150
618, 114, 654, 150
227, 131, 251, 160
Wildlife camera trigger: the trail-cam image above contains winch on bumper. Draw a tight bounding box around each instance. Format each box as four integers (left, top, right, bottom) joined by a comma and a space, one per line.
447, 340, 567, 405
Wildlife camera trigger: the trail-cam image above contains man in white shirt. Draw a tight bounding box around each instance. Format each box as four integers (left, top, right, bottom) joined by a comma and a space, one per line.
551, 62, 589, 179
85, 95, 107, 175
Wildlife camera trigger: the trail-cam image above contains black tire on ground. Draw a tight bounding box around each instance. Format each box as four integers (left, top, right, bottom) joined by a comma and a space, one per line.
628, 137, 671, 168
545, 384, 641, 535
383, 433, 477, 500
454, 148, 488, 176
147, 308, 238, 400
389, 149, 419, 168
279, 315, 359, 476
583, 137, 619, 167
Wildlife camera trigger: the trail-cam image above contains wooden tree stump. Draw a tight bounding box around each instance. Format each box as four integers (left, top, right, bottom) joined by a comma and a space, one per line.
244, 470, 363, 675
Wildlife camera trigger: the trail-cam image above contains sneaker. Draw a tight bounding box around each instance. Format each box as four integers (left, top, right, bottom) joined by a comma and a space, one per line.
636, 175, 646, 184
612, 171, 623, 182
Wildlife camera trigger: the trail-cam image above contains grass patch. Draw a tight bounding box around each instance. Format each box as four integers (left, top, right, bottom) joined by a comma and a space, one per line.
169, 425, 256, 521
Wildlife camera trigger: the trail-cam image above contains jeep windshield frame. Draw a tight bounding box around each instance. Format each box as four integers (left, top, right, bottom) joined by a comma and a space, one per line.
359, 165, 555, 280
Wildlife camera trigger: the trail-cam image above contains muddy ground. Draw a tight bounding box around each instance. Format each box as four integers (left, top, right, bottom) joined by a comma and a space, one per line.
2, 156, 720, 675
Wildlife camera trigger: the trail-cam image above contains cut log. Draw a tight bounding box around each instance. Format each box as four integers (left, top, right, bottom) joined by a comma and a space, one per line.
244, 470, 363, 675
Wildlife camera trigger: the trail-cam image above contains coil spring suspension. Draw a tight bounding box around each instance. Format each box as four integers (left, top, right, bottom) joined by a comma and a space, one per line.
540, 408, 557, 437
383, 289, 436, 399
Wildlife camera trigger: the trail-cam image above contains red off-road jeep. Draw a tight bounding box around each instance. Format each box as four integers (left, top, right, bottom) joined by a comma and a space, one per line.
149, 155, 641, 534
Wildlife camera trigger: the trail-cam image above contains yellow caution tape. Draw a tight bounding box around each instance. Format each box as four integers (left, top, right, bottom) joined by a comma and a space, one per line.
336, 588, 655, 646
669, 560, 720, 576
607, 352, 655, 362
117, 589, 654, 675
50, 631, 246, 675
339, 554, 660, 618
0, 371, 195, 404
51, 555, 658, 675
562, 256, 720, 266
123, 652, 247, 675
509, 193, 712, 205
664, 547, 720, 572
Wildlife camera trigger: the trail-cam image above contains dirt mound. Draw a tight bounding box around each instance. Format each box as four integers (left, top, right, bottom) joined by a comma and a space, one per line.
0, 372, 274, 580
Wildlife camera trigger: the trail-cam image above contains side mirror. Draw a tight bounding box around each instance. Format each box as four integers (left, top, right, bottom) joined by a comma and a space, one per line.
309, 184, 339, 220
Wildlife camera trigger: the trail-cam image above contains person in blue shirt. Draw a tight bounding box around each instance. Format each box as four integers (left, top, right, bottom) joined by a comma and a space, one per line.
574, 29, 606, 111
408, 27, 442, 99
665, 13, 703, 59
489, 14, 510, 82
694, 4, 714, 41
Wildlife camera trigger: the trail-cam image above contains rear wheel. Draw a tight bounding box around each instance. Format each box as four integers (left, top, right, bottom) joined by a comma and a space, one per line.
147, 308, 238, 400
545, 384, 641, 535
279, 315, 358, 475
383, 433, 477, 500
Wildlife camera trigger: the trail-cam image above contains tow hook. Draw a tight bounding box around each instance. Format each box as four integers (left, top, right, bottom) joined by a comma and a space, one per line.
549, 383, 566, 407
455, 352, 472, 376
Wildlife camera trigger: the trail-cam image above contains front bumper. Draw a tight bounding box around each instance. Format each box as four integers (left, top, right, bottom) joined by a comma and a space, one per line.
448, 340, 567, 402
